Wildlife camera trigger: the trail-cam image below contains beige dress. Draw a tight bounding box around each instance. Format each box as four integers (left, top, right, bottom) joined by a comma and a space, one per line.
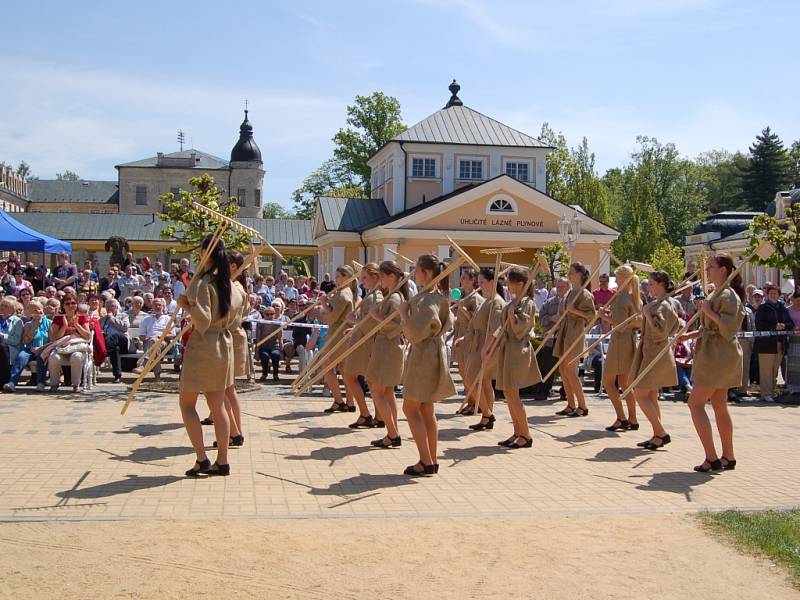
366, 291, 405, 387
495, 296, 542, 391
321, 287, 355, 358
452, 292, 484, 366
630, 297, 681, 389
692, 289, 745, 388
181, 275, 246, 393
343, 288, 383, 375
463, 293, 505, 382
603, 291, 642, 377
401, 289, 456, 403
230, 281, 250, 378
553, 288, 596, 360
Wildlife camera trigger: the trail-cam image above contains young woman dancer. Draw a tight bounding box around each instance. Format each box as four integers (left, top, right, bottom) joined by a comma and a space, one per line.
554, 263, 596, 417
600, 264, 642, 431
456, 268, 505, 431
684, 254, 746, 472
367, 261, 410, 448
630, 270, 681, 451
221, 250, 250, 447
342, 262, 383, 428
399, 255, 456, 476
179, 236, 246, 477
493, 267, 541, 448
452, 268, 483, 415
319, 265, 357, 413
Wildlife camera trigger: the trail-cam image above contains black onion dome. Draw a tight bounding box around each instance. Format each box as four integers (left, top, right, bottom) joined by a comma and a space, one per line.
230, 109, 262, 162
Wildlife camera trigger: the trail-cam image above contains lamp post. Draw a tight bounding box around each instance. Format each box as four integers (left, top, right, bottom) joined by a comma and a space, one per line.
559, 209, 583, 261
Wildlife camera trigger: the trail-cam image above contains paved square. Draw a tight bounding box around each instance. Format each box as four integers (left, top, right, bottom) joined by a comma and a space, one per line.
1, 378, 798, 522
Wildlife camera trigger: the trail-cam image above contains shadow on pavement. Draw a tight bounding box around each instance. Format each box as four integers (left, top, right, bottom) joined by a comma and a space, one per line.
441, 445, 509, 465
588, 446, 649, 462
632, 470, 716, 500
309, 473, 418, 497
55, 474, 182, 499
555, 429, 619, 444
284, 445, 372, 465
113, 423, 184, 437
100, 445, 195, 463
278, 427, 355, 441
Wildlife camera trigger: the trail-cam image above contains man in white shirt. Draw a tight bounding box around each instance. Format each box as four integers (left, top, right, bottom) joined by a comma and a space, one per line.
162, 287, 178, 314
533, 279, 549, 311
118, 265, 143, 300
133, 299, 176, 381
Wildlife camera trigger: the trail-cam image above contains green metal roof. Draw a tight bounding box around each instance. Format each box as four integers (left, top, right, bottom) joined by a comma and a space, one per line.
28, 180, 119, 204
14, 213, 314, 247
317, 197, 390, 232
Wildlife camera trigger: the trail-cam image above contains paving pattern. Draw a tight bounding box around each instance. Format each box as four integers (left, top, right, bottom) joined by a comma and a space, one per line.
0, 378, 798, 522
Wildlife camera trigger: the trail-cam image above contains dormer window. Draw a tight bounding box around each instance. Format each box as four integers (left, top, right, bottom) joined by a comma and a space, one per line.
458, 159, 483, 180
411, 157, 436, 178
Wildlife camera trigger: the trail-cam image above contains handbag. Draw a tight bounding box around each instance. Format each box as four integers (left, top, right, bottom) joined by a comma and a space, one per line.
57, 342, 89, 356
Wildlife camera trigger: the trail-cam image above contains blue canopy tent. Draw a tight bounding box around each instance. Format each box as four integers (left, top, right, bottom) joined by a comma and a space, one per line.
0, 210, 72, 254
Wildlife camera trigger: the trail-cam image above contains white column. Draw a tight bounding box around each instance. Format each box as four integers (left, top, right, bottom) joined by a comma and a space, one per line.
332, 245, 345, 269
599, 246, 610, 276
442, 150, 454, 195
437, 244, 451, 260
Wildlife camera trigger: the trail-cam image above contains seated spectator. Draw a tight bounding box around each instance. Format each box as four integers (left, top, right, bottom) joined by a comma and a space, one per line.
140, 271, 156, 294
0, 298, 24, 387
17, 288, 34, 321
43, 298, 60, 320
256, 306, 282, 381
45, 297, 91, 392
5, 300, 51, 392
44, 286, 57, 299
100, 299, 129, 383
126, 296, 147, 328
133, 298, 176, 382
307, 278, 320, 299
87, 295, 105, 318
296, 275, 309, 297
142, 292, 155, 313
320, 273, 335, 294
79, 269, 99, 296
162, 287, 177, 313
117, 265, 142, 300
284, 277, 299, 301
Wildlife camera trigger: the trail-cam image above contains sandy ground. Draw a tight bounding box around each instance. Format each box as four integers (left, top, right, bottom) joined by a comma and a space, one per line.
0, 514, 797, 599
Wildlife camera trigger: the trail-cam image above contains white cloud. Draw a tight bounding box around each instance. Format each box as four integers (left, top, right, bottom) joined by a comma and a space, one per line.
0, 59, 344, 207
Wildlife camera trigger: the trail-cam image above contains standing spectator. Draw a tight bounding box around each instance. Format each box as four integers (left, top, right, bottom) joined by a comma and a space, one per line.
5, 300, 51, 391
177, 258, 192, 288
674, 337, 694, 395
0, 262, 16, 296
754, 284, 793, 401
117, 265, 142, 300
319, 273, 335, 294
52, 253, 78, 291
640, 279, 654, 304
256, 305, 282, 381
13, 269, 33, 297
5, 251, 21, 274
32, 266, 48, 294
533, 277, 568, 400
83, 260, 99, 282
100, 299, 129, 383
787, 291, 800, 330
736, 300, 756, 399
123, 252, 142, 275
78, 269, 99, 296
152, 261, 169, 289
533, 279, 548, 311
592, 273, 614, 307
677, 285, 697, 320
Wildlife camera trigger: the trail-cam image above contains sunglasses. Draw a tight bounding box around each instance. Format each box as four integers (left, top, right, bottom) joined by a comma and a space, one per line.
64, 301, 77, 306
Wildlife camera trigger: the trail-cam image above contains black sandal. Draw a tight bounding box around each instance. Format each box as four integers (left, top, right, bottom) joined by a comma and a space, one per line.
627, 422, 640, 431
349, 415, 374, 429
693, 458, 722, 473
372, 420, 386, 429
185, 458, 211, 477
469, 415, 495, 431
555, 406, 576, 416
324, 401, 346, 413
569, 407, 589, 417
208, 462, 230, 476
721, 456, 737, 470
345, 404, 357, 412
498, 435, 517, 447
371, 436, 401, 448
457, 406, 475, 416
605, 419, 629, 431
644, 434, 671, 450
403, 462, 435, 477
507, 436, 533, 449
200, 417, 214, 426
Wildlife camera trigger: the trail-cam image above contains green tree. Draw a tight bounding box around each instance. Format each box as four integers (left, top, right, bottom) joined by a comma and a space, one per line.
609, 166, 667, 261
694, 149, 748, 213
789, 139, 800, 184
739, 127, 793, 211
262, 202, 293, 219
291, 158, 365, 219
15, 161, 31, 178
56, 170, 80, 181
539, 123, 569, 201
746, 206, 800, 288
562, 136, 610, 224
648, 240, 685, 282
332, 92, 406, 194
541, 242, 569, 284
159, 173, 249, 255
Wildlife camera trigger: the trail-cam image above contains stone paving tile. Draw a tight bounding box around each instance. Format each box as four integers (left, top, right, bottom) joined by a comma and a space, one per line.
0, 379, 798, 522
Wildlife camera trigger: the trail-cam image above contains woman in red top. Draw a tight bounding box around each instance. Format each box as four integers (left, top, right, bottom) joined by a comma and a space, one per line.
47, 297, 91, 392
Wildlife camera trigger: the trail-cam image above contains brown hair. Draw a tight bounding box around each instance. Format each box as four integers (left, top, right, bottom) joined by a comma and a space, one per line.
711, 253, 745, 302
378, 260, 410, 301
361, 262, 380, 281
228, 250, 247, 287
335, 264, 358, 298
570, 262, 591, 290
417, 254, 449, 295
507, 267, 534, 299
649, 270, 675, 294
461, 267, 478, 289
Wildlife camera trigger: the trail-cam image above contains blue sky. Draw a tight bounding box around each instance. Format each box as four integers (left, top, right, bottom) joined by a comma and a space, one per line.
1, 0, 797, 210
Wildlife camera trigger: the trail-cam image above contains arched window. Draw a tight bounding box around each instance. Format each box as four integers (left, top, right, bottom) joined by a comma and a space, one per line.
486, 195, 517, 215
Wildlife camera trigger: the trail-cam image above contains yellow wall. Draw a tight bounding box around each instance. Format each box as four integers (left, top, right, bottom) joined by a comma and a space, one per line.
406, 179, 443, 210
